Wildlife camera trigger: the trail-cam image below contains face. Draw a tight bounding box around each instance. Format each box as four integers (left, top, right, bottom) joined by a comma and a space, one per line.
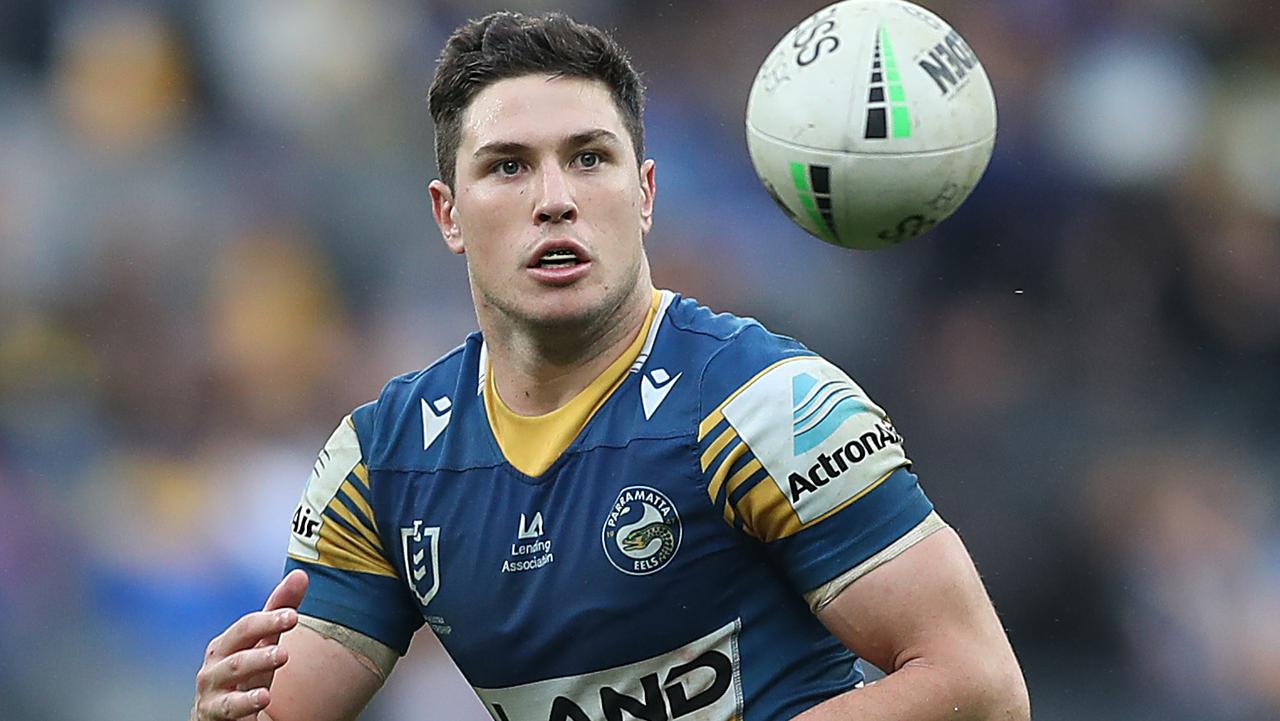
430, 74, 656, 333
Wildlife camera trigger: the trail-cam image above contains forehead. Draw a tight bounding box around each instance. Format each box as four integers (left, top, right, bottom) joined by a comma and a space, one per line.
459, 74, 627, 151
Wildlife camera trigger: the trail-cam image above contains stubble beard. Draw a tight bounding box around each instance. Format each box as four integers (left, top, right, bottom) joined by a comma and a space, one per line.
476, 252, 647, 366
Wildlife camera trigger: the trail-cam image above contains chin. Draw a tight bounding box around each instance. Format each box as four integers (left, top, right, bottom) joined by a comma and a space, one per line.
484, 272, 642, 332
484, 283, 596, 328
525, 294, 605, 329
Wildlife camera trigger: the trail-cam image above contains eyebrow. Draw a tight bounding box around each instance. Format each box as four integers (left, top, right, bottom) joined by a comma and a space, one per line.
471, 128, 622, 159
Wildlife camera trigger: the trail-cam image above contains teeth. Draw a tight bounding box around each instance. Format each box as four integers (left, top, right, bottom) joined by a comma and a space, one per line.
539, 248, 579, 268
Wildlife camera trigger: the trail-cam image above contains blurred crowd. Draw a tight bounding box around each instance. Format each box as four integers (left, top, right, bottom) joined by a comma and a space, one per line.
1, 1, 1277, 720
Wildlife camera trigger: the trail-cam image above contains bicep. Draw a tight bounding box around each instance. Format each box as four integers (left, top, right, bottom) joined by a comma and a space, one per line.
262, 624, 385, 721
816, 524, 1017, 679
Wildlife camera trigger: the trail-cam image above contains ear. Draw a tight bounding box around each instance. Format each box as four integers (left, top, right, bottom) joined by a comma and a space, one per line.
638, 158, 657, 234
429, 179, 465, 254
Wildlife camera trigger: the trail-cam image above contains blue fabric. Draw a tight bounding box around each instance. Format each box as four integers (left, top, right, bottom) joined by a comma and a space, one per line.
283, 293, 936, 720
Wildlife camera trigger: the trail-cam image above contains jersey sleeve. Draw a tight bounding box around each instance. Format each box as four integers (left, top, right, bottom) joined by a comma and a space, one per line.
284, 404, 424, 654
697, 332, 934, 596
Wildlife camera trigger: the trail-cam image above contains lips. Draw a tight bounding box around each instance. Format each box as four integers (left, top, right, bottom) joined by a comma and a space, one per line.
525, 238, 592, 286
527, 238, 590, 269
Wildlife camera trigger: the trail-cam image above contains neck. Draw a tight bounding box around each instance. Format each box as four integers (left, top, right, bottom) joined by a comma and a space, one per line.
483, 283, 655, 416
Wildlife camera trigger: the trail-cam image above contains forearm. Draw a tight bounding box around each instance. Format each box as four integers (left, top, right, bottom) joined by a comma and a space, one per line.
790, 657, 1029, 721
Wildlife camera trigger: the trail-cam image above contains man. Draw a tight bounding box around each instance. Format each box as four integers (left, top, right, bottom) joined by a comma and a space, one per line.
192, 11, 1029, 721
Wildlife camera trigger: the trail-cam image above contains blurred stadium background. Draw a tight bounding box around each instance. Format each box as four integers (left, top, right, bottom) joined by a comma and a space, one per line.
1, 1, 1278, 719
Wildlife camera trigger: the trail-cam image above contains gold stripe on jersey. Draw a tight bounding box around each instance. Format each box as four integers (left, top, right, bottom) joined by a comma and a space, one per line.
697, 355, 815, 441
339, 479, 379, 538
706, 438, 748, 503
289, 414, 374, 565
722, 499, 738, 526
725, 468, 773, 528
700, 425, 738, 473
313, 513, 397, 577
717, 460, 772, 528
723, 458, 765, 502
734, 477, 796, 542
352, 462, 370, 489
331, 490, 382, 551
734, 468, 896, 543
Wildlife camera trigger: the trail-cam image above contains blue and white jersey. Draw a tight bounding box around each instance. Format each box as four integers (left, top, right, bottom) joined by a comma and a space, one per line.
285, 291, 934, 721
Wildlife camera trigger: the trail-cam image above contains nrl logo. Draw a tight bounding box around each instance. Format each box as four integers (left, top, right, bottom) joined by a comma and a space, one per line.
401, 520, 441, 607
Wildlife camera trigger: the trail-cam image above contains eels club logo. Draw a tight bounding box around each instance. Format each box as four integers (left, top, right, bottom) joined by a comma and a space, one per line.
602, 486, 682, 576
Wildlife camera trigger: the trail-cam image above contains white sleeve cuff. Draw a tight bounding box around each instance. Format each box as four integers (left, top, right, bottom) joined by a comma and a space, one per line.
803, 511, 948, 613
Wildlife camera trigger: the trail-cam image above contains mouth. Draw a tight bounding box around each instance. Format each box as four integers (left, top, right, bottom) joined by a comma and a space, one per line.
534, 247, 584, 269
527, 238, 591, 276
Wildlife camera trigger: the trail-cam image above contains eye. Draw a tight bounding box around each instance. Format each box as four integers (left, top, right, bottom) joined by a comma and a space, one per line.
577, 151, 601, 169
496, 160, 521, 177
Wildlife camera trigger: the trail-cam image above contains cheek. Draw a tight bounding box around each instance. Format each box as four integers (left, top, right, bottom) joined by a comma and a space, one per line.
458, 190, 526, 271
457, 191, 500, 241
467, 184, 528, 222
598, 178, 642, 223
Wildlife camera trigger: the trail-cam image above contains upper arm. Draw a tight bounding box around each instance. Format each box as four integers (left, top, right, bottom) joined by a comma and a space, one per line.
267, 408, 425, 720
815, 524, 1022, 687
262, 624, 384, 721
697, 348, 933, 594
286, 408, 424, 653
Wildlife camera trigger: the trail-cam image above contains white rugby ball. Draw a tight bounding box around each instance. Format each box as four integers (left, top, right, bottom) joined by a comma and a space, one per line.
746, 0, 997, 250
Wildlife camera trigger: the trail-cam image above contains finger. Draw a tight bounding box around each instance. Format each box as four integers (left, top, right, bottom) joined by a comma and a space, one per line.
255, 570, 309, 649
263, 569, 309, 613
236, 640, 295, 695
210, 609, 298, 659
204, 645, 289, 691
200, 688, 269, 721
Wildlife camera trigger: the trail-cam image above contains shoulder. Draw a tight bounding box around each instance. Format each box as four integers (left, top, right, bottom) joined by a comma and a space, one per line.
659, 294, 818, 417
665, 292, 801, 351
375, 338, 474, 411
673, 297, 916, 551
356, 334, 486, 471
680, 294, 890, 463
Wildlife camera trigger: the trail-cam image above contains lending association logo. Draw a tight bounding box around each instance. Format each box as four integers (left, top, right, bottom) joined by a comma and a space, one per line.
504, 512, 554, 574
792, 371, 866, 455
601, 486, 682, 576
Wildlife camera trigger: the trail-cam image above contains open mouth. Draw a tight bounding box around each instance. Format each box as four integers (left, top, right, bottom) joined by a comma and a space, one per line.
536, 248, 582, 269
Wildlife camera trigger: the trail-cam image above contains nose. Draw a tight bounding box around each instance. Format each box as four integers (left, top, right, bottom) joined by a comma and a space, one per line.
533, 164, 577, 224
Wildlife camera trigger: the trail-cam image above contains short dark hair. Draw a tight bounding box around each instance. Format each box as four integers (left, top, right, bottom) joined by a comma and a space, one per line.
428, 12, 646, 189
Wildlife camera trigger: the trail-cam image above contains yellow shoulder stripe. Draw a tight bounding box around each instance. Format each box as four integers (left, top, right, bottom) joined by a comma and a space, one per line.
735, 468, 898, 543
734, 479, 794, 542
697, 355, 814, 441
706, 440, 749, 503
329, 500, 382, 551
338, 480, 381, 541
700, 425, 738, 473
311, 518, 396, 577
724, 458, 764, 502
722, 497, 738, 527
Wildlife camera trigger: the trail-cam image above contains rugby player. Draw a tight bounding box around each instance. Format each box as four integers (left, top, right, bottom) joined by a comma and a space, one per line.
192, 11, 1029, 721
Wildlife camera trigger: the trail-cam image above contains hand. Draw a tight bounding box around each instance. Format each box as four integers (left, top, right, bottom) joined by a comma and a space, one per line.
192, 570, 309, 721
